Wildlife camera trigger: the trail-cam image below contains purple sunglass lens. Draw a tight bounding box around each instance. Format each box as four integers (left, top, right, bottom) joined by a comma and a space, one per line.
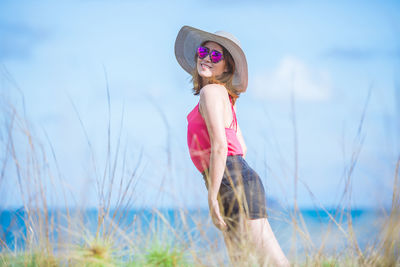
197, 46, 209, 59
210, 51, 223, 63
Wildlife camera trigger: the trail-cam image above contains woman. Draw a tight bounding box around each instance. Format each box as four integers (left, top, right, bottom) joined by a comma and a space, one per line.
175, 26, 290, 267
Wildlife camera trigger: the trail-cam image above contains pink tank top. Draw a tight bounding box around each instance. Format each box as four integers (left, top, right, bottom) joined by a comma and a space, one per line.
187, 96, 243, 173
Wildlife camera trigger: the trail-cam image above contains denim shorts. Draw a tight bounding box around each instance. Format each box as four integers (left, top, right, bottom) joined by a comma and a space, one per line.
202, 155, 268, 230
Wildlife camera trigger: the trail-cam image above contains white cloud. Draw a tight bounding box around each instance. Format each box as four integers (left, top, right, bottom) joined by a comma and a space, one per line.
252, 56, 332, 101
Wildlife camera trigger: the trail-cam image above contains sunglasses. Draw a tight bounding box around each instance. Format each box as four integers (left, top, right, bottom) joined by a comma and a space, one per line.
196, 46, 224, 63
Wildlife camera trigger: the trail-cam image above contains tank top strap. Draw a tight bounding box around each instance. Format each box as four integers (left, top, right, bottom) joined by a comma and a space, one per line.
228, 96, 238, 132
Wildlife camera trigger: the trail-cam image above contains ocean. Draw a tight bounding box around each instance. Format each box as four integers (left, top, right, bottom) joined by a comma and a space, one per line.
0, 207, 386, 258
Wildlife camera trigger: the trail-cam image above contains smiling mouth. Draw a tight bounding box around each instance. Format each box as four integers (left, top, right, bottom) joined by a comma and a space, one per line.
201, 63, 212, 69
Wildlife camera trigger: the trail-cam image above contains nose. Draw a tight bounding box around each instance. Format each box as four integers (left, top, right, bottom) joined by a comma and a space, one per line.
202, 54, 212, 63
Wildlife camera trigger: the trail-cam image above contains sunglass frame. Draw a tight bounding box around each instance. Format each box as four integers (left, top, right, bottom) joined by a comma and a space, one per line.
197, 46, 224, 64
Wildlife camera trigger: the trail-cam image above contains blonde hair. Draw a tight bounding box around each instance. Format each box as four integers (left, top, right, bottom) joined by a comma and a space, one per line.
191, 41, 240, 105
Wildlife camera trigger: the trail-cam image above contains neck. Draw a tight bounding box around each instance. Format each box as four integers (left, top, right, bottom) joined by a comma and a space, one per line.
201, 76, 222, 87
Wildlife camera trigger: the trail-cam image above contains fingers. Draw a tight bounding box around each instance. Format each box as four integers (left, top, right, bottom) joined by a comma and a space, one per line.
215, 217, 227, 231
208, 198, 228, 231
212, 215, 227, 231
211, 205, 227, 231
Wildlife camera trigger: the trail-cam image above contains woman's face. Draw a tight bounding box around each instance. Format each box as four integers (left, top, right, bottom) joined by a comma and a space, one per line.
196, 41, 227, 80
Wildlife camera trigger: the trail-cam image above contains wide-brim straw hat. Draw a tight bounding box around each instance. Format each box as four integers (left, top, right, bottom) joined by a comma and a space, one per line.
174, 25, 248, 93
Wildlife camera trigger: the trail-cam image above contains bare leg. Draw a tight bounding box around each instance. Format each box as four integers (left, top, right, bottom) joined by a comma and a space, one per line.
222, 214, 262, 267
222, 230, 242, 266
221, 213, 251, 266
246, 218, 290, 267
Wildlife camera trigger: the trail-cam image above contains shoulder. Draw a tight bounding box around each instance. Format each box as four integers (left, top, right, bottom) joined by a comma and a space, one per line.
198, 84, 227, 116
199, 84, 227, 99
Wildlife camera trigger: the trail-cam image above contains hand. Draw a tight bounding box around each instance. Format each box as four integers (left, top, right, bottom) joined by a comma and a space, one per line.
208, 197, 227, 231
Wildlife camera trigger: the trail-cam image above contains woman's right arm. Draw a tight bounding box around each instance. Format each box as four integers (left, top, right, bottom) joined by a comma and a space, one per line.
199, 84, 228, 231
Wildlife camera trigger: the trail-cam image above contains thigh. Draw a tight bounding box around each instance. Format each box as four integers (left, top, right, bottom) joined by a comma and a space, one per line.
246, 218, 290, 266
218, 179, 244, 231
218, 156, 268, 229
203, 156, 268, 229
240, 161, 268, 219
218, 156, 247, 230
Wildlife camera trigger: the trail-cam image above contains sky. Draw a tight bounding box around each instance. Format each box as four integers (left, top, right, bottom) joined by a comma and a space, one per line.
0, 0, 399, 210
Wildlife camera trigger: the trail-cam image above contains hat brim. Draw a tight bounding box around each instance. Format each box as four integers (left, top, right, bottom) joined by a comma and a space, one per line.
174, 26, 248, 93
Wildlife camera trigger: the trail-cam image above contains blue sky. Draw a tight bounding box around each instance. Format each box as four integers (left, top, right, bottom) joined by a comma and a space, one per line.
0, 0, 399, 210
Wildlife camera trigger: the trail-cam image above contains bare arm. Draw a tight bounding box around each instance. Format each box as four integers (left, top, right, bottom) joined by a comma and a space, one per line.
199, 84, 228, 230
199, 84, 228, 199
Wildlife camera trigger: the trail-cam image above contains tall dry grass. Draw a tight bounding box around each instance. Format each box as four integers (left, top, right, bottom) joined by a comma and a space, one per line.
0, 73, 399, 266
